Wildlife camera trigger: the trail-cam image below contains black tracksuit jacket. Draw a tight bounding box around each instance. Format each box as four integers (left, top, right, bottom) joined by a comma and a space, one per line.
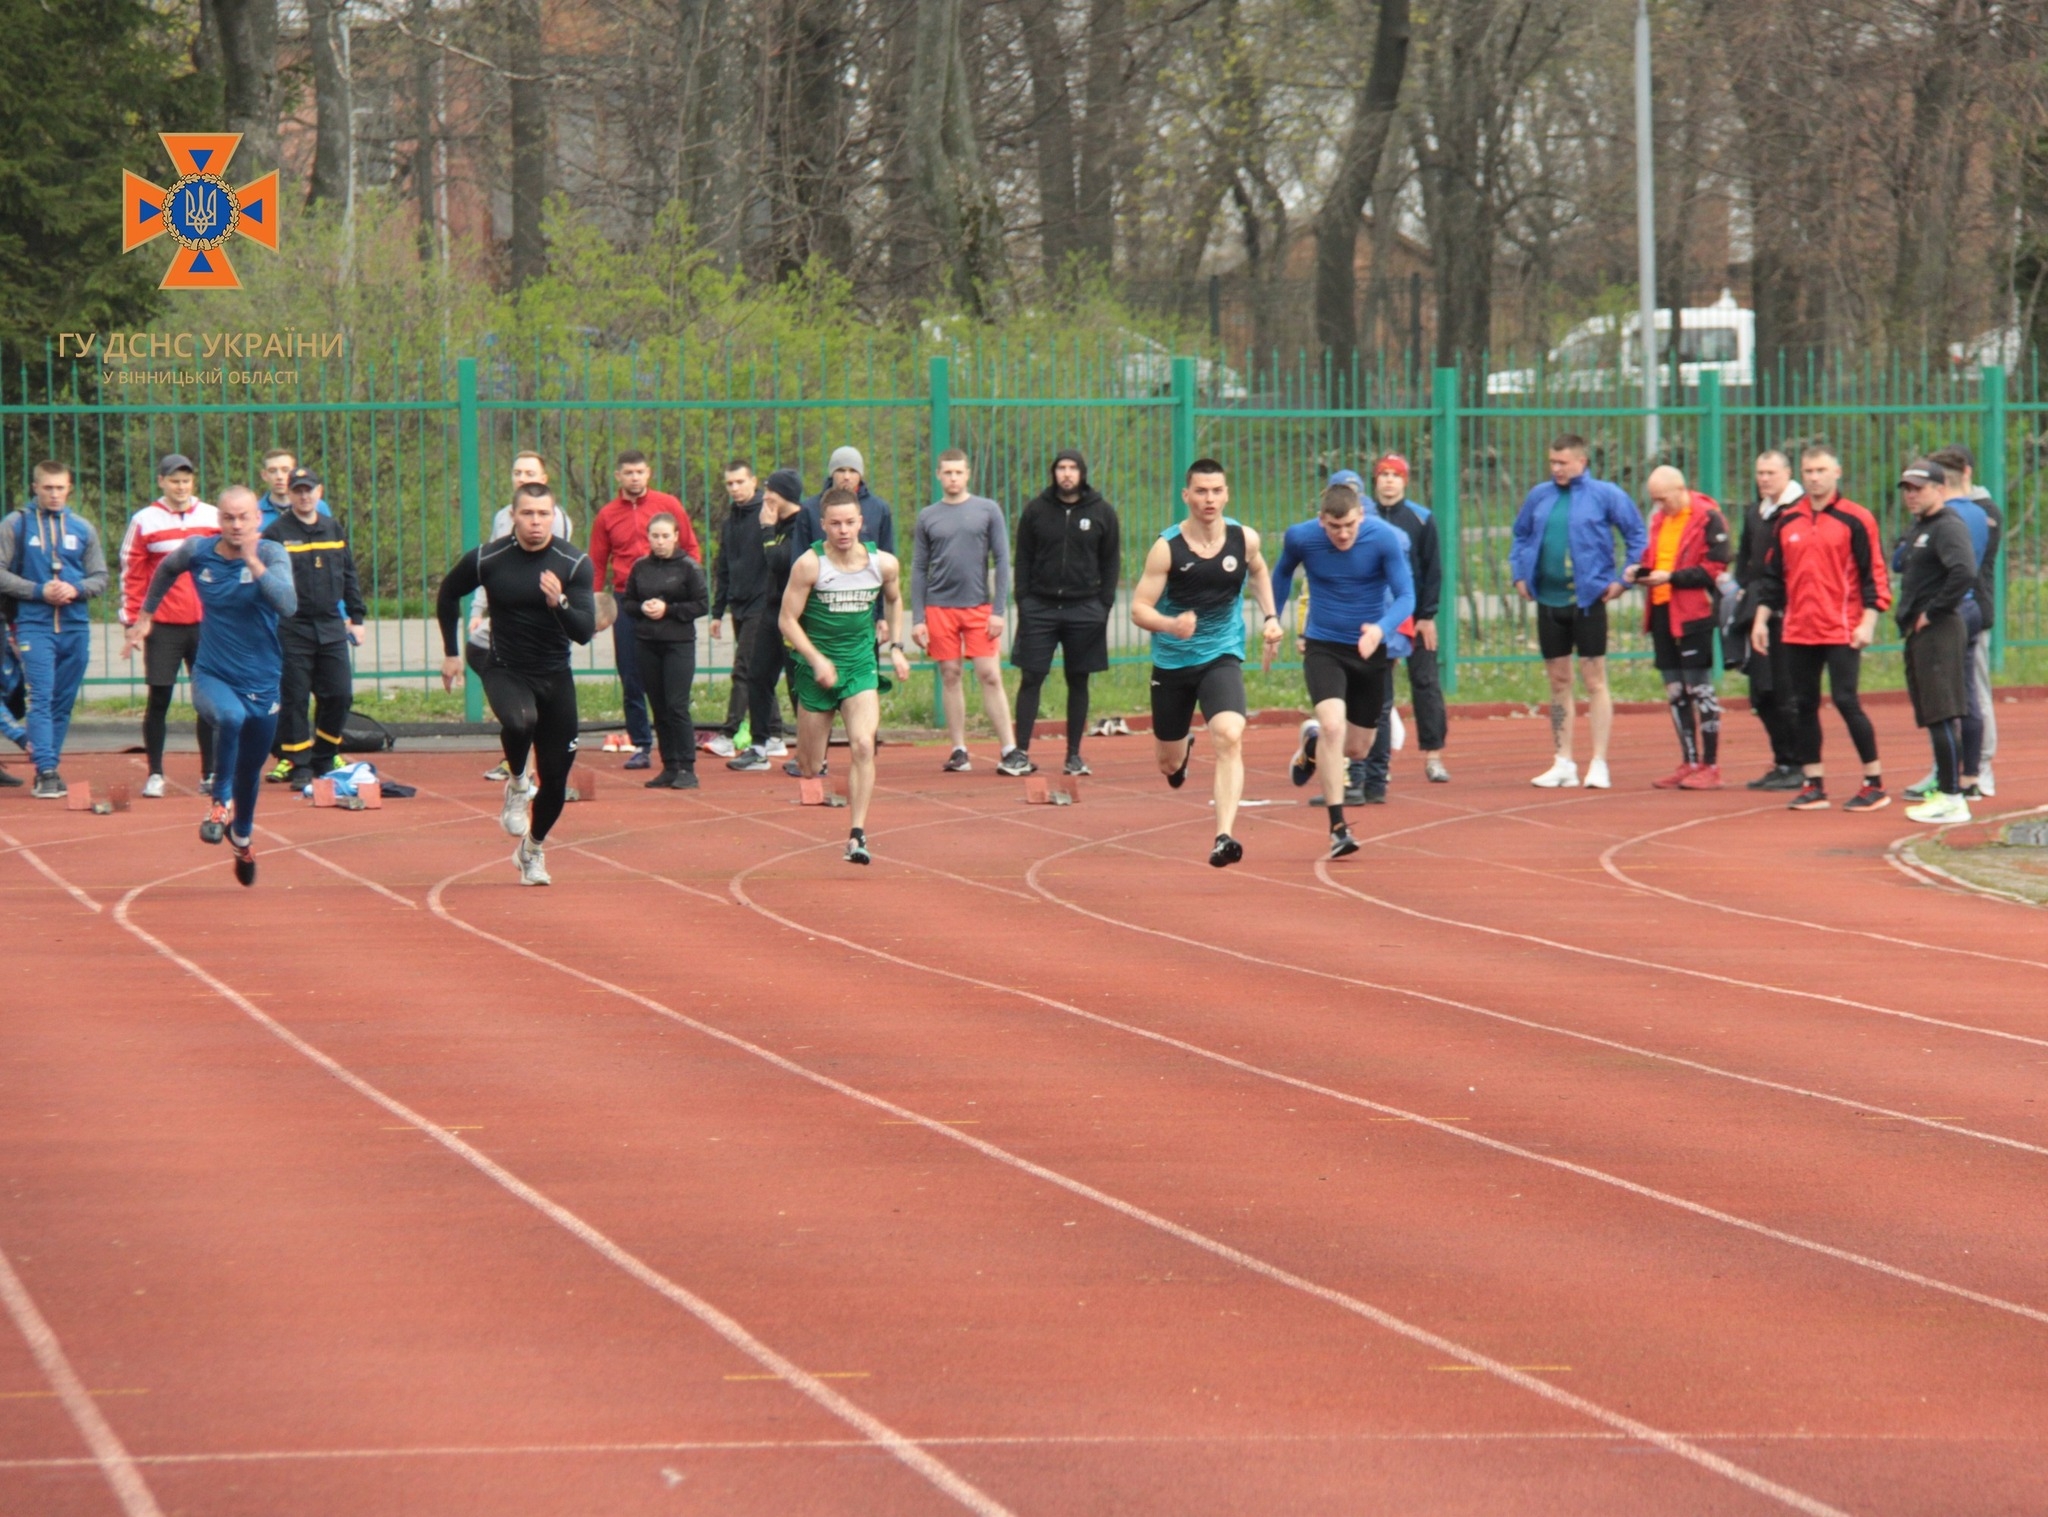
263, 509, 366, 644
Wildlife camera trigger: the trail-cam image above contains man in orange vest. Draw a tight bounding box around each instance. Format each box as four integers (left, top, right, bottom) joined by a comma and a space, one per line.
1626, 466, 1732, 789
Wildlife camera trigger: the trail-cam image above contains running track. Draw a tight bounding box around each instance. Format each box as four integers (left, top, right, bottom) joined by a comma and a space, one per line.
3, 703, 2045, 1516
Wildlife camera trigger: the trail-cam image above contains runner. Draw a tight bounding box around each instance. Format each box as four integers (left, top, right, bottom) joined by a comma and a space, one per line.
1272, 482, 1415, 859
778, 487, 914, 864
133, 487, 296, 887
1625, 466, 1732, 790
436, 482, 598, 886
1129, 459, 1283, 869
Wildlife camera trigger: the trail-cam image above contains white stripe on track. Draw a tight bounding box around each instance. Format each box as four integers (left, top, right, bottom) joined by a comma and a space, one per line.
0, 1241, 163, 1517
0, 828, 103, 913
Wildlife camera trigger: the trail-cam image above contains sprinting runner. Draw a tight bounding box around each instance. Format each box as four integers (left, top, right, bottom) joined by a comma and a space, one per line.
1272, 482, 1415, 859
134, 487, 296, 887
437, 483, 598, 886
1130, 459, 1282, 869
778, 487, 914, 865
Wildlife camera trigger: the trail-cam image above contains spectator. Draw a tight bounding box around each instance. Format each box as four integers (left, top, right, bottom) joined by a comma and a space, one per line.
262, 467, 366, 787
1010, 448, 1120, 776
118, 453, 220, 798
621, 513, 710, 790
1625, 466, 1732, 790
1750, 444, 1891, 812
590, 449, 701, 770
1906, 443, 2001, 801
1508, 433, 1647, 789
1731, 450, 1804, 789
1354, 455, 1450, 800
913, 450, 1025, 774
254, 448, 297, 529
727, 471, 809, 773
707, 460, 782, 759
798, 446, 897, 580
0, 636, 26, 785
0, 461, 109, 797
1893, 460, 1979, 825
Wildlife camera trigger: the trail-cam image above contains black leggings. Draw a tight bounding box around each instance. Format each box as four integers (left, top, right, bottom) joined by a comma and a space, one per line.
143, 684, 215, 778
639, 639, 698, 771
1781, 642, 1878, 770
483, 665, 579, 843
1015, 668, 1091, 756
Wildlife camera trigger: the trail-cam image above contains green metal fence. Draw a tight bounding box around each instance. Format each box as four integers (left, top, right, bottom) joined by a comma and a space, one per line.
2, 336, 2036, 719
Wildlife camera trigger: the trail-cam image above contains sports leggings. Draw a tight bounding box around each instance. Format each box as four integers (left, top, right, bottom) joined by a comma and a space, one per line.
1014, 668, 1091, 756
143, 684, 216, 779
191, 674, 279, 845
484, 665, 579, 842
1781, 642, 1878, 769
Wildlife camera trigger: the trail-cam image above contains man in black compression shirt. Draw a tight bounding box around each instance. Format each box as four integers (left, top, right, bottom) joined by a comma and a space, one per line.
437, 483, 597, 885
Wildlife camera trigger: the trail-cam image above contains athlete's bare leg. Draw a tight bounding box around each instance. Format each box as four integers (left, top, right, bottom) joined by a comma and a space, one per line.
1314, 697, 1351, 806
1209, 710, 1246, 836
795, 705, 835, 778
1582, 654, 1612, 763
970, 653, 1016, 751
938, 658, 968, 750
1543, 655, 1576, 761
840, 689, 881, 833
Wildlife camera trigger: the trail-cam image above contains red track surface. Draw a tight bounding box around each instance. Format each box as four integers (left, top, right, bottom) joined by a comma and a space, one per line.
3, 701, 2046, 1516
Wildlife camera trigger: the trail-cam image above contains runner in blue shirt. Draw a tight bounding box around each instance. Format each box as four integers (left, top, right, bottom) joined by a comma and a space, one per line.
137, 486, 297, 886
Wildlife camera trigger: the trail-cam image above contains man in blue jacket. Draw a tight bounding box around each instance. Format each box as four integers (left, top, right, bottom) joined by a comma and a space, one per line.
1509, 434, 1647, 789
0, 461, 109, 798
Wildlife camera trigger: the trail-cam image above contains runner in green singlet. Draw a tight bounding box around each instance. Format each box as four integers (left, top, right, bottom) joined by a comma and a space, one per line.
779, 487, 913, 864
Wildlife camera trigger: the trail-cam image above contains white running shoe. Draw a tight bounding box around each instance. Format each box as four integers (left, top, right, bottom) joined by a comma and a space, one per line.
141, 773, 166, 799
706, 734, 737, 758
1905, 792, 1972, 825
1389, 706, 1406, 752
762, 736, 789, 757
514, 833, 552, 885
483, 759, 513, 782
1978, 761, 1996, 797
500, 776, 534, 837
1531, 757, 1579, 788
1584, 758, 1611, 790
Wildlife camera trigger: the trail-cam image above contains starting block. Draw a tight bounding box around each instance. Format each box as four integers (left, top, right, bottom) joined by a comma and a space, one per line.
311, 778, 384, 809
65, 781, 94, 812
565, 772, 598, 803
1023, 775, 1080, 806
796, 775, 849, 807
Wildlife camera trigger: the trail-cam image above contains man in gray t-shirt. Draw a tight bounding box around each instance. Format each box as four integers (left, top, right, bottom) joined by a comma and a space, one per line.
912, 450, 1028, 774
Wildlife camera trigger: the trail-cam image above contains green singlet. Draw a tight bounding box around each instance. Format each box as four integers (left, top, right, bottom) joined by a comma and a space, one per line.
789, 541, 892, 711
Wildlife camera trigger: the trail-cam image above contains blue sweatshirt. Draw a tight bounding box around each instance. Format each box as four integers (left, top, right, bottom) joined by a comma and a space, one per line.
1271, 516, 1416, 651
143, 537, 297, 695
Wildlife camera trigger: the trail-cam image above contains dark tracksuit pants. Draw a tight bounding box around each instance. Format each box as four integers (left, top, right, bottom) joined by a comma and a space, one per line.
1361, 643, 1447, 788
641, 639, 699, 772
277, 621, 353, 771
722, 608, 783, 737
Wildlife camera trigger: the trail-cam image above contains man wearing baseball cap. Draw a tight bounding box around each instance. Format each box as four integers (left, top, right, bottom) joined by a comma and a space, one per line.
1893, 459, 1979, 823
263, 465, 366, 786
118, 452, 220, 797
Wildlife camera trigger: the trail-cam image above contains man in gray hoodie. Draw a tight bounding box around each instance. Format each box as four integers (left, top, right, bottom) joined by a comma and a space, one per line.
912, 449, 1028, 774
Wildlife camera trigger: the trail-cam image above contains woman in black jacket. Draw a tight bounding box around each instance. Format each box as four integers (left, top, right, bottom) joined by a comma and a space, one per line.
621, 514, 710, 788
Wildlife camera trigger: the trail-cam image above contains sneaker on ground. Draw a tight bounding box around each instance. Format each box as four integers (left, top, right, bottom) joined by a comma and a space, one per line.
1362, 785, 1387, 804
1978, 762, 1997, 797
1167, 736, 1196, 790
1209, 834, 1244, 868
1679, 764, 1724, 791
1905, 792, 1971, 825
287, 767, 318, 791
706, 734, 737, 758
1424, 756, 1451, 784
1961, 782, 1983, 800
141, 773, 166, 799
30, 770, 66, 800
231, 837, 257, 887
1652, 763, 1696, 790
601, 732, 626, 753
997, 748, 1036, 776
199, 801, 230, 845
1289, 719, 1320, 787
265, 758, 294, 783
623, 748, 652, 771
761, 736, 789, 758
515, 834, 551, 886
845, 834, 871, 866
1843, 782, 1890, 812
672, 769, 701, 790
1531, 757, 1580, 788
483, 759, 513, 781
1748, 765, 1798, 790
1063, 754, 1091, 777
645, 769, 677, 789
942, 748, 973, 773
500, 777, 535, 836
1389, 706, 1406, 752
1584, 758, 1611, 790
0, 766, 21, 788
1903, 768, 1939, 801
1787, 782, 1830, 811
726, 747, 771, 773
1342, 784, 1367, 806
1327, 825, 1361, 860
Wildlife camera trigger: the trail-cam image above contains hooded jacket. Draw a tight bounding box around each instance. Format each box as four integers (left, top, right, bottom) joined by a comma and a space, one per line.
1013, 452, 1120, 609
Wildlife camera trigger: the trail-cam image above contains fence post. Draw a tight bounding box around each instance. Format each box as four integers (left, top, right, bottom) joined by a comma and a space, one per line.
1698, 369, 1724, 504
1981, 363, 2008, 673
929, 353, 952, 458
1432, 365, 1461, 695
456, 356, 483, 723
1170, 356, 1196, 488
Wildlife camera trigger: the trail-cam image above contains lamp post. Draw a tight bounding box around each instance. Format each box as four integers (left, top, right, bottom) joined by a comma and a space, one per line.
1635, 0, 1660, 457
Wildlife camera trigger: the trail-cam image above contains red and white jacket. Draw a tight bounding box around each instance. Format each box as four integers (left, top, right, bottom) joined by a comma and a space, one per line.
119, 499, 220, 625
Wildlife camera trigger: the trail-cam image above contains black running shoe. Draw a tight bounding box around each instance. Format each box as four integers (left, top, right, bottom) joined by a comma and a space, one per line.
1842, 782, 1890, 813
1327, 825, 1360, 860
1209, 834, 1243, 868
845, 834, 871, 865
1166, 736, 1195, 789
1787, 783, 1830, 811
230, 837, 256, 887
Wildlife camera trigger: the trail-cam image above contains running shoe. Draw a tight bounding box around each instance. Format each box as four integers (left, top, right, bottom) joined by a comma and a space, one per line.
727, 747, 770, 772
762, 736, 789, 758
1361, 784, 1388, 804
265, 758, 294, 783
1531, 757, 1579, 788
1327, 825, 1360, 860
942, 747, 973, 772
514, 833, 551, 886
1903, 767, 1939, 801
1842, 782, 1890, 813
1652, 763, 1696, 790
623, 748, 652, 771
483, 759, 513, 781
1584, 758, 1611, 790
231, 836, 257, 887
671, 769, 701, 791
705, 733, 737, 758
1787, 783, 1830, 811
1748, 765, 1802, 791
500, 776, 535, 836
1209, 834, 1244, 868
141, 773, 166, 799
1063, 754, 1091, 777
1962, 783, 1983, 800
1978, 761, 1997, 796
1678, 764, 1724, 791
997, 748, 1037, 776
30, 770, 66, 799
1424, 757, 1451, 784
0, 766, 21, 788
1289, 719, 1320, 787
845, 832, 871, 866
1166, 735, 1196, 789
1905, 792, 1971, 825
1342, 784, 1368, 806
601, 732, 627, 752
644, 768, 677, 789
199, 801, 230, 845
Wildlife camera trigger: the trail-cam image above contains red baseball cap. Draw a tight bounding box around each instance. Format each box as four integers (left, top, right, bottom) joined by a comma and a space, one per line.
1372, 453, 1411, 480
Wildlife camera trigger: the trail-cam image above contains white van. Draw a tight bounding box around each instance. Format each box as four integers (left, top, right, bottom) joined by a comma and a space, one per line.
1487, 291, 1754, 395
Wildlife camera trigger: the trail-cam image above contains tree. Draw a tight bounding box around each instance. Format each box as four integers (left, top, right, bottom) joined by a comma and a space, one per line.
1018, 0, 1082, 276
307, 0, 353, 208
1312, 0, 1412, 373
205, 0, 280, 172
910, 0, 1011, 311
506, 0, 547, 287
0, 0, 202, 357
1078, 0, 1126, 267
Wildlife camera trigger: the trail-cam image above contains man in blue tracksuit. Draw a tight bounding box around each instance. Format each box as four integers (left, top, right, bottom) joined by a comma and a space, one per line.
1508, 433, 1647, 790
0, 461, 109, 798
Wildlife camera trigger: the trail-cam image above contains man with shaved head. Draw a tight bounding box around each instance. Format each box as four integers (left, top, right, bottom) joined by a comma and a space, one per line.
1625, 467, 1732, 788
1730, 450, 1805, 789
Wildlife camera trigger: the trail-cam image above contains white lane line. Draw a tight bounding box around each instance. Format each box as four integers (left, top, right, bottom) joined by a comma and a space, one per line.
0, 828, 104, 913
102, 867, 1012, 1517
1883, 803, 2048, 911
260, 824, 418, 908
425, 846, 1851, 1517
1602, 809, 2048, 964
0, 1241, 164, 1517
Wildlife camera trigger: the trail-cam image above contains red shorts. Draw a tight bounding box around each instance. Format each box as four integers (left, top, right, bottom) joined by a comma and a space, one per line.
925, 603, 998, 661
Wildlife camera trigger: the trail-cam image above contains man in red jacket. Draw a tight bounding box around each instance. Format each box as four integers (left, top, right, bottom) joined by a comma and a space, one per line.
1749, 445, 1891, 812
589, 450, 701, 769
1626, 466, 1731, 789
118, 454, 221, 798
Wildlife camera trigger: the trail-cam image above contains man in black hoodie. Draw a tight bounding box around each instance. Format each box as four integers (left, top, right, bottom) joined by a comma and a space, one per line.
1011, 450, 1121, 774
708, 460, 780, 756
